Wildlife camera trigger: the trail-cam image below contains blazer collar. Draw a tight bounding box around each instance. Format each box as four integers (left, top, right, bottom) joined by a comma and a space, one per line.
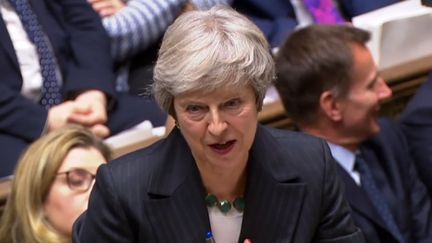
239, 125, 306, 242
144, 126, 307, 242
144, 128, 210, 242
0, 4, 20, 68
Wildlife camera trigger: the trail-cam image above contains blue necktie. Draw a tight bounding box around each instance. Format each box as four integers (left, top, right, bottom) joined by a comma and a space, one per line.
8, 0, 62, 109
355, 155, 404, 243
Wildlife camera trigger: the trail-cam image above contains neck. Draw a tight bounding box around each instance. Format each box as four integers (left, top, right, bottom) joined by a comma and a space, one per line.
301, 122, 360, 153
198, 162, 247, 201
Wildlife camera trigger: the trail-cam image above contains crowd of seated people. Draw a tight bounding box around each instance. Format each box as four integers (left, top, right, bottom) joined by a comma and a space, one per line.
1, 1, 432, 242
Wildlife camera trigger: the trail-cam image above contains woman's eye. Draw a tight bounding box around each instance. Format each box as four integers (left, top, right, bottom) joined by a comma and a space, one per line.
225, 98, 241, 109
186, 105, 203, 113
68, 173, 86, 187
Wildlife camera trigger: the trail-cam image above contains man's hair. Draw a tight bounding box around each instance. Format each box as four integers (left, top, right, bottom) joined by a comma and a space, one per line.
275, 25, 370, 124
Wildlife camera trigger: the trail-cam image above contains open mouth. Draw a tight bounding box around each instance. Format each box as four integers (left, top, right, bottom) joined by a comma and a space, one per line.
209, 140, 236, 154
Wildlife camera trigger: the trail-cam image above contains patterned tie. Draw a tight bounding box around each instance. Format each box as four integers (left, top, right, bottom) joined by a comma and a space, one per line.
355, 155, 405, 243
303, 0, 345, 24
8, 0, 62, 109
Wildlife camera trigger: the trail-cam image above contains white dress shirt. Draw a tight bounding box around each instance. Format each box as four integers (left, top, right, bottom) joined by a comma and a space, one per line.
1, 0, 42, 101
327, 141, 362, 186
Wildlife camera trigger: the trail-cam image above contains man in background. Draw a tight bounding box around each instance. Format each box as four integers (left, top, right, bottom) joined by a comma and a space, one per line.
0, 0, 160, 178
275, 24, 432, 243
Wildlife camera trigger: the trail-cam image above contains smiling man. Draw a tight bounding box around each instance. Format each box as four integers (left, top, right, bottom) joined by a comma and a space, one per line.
275, 25, 432, 243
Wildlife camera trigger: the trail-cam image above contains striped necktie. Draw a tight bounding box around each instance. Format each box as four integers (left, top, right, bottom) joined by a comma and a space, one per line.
8, 0, 62, 109
355, 155, 405, 243
303, 0, 345, 24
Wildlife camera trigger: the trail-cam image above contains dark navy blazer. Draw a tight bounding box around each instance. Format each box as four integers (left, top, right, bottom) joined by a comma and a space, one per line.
401, 74, 432, 196
337, 119, 432, 243
73, 125, 364, 242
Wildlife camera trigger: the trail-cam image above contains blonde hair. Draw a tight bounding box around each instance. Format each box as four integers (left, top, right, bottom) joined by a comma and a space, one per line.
0, 126, 110, 243
154, 6, 275, 117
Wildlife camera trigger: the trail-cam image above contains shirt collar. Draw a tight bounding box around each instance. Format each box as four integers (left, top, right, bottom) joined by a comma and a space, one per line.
327, 141, 357, 172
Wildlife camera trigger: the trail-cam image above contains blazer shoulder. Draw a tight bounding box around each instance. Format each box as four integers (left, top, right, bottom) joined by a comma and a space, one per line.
256, 126, 332, 181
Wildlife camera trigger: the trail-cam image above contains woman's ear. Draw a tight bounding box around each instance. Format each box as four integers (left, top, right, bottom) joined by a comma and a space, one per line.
319, 90, 342, 122
164, 116, 176, 135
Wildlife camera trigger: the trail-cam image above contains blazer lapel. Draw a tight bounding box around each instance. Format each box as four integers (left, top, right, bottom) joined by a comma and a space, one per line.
0, 10, 20, 69
336, 164, 389, 230
143, 129, 211, 242
239, 126, 306, 242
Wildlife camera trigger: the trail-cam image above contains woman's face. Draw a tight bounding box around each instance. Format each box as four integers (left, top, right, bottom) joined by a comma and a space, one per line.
43, 147, 106, 236
174, 85, 258, 171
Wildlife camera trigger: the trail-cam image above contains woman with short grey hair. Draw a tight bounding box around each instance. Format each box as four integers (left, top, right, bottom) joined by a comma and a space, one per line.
154, 6, 274, 116
73, 6, 364, 243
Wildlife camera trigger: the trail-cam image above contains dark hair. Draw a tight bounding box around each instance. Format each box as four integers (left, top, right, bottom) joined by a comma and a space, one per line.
275, 25, 370, 124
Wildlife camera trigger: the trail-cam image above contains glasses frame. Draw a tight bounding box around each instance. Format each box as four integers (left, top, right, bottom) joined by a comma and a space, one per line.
56, 168, 96, 192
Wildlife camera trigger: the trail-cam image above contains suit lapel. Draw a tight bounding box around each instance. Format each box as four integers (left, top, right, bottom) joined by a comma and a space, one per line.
239, 126, 306, 242
143, 129, 211, 242
0, 9, 20, 68
336, 164, 388, 229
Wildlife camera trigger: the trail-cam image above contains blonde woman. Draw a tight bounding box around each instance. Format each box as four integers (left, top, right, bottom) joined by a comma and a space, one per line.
0, 126, 110, 243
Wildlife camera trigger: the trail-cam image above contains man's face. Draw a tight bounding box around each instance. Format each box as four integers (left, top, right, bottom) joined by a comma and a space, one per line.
337, 44, 392, 143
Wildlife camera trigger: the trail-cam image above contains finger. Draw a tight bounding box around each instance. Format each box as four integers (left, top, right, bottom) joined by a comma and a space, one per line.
89, 124, 110, 138
68, 112, 106, 126
91, 1, 114, 12
99, 7, 117, 17
72, 101, 91, 114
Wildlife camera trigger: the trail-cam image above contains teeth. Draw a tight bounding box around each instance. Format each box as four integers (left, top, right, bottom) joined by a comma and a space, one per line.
214, 141, 231, 149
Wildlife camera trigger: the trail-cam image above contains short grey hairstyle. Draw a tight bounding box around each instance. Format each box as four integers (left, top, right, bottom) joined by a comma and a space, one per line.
154, 6, 275, 116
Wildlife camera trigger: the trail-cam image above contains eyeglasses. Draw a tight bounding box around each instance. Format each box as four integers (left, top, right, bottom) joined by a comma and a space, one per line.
56, 168, 96, 192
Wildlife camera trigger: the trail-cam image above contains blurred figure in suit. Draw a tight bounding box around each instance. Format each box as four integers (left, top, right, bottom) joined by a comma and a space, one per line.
400, 74, 432, 195
0, 0, 159, 178
232, 0, 399, 47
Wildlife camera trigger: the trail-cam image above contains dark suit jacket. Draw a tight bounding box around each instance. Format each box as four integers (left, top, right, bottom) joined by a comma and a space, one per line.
400, 74, 432, 195
336, 119, 432, 243
232, 0, 399, 47
73, 125, 364, 242
0, 0, 166, 178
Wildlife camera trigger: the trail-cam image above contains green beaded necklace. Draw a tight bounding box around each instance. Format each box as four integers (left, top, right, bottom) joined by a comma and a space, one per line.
205, 194, 245, 214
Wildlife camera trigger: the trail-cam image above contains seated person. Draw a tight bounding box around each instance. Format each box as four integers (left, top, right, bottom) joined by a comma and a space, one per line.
0, 126, 110, 242
0, 0, 163, 178
400, 74, 432, 195
88, 0, 232, 98
275, 24, 432, 243
232, 0, 399, 47
73, 7, 363, 242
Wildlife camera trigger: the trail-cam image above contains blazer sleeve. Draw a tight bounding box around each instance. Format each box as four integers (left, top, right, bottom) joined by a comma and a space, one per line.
383, 119, 432, 243
315, 141, 365, 243
73, 164, 136, 242
0, 84, 47, 140
400, 74, 432, 194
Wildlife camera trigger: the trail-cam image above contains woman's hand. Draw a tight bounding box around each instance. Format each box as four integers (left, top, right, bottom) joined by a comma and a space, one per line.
88, 0, 125, 17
